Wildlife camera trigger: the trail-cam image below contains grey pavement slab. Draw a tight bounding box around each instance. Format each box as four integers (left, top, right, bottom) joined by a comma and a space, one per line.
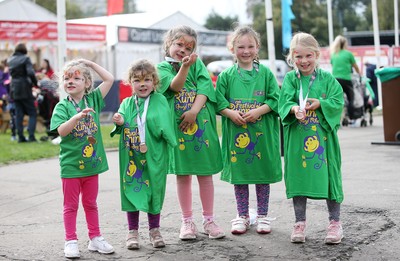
0, 115, 399, 260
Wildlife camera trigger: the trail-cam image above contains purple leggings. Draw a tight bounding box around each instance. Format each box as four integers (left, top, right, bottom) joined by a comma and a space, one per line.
234, 184, 270, 217
127, 211, 160, 230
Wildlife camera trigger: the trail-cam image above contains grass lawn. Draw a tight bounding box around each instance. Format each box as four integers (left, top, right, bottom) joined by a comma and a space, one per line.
0, 116, 223, 166
0, 124, 119, 166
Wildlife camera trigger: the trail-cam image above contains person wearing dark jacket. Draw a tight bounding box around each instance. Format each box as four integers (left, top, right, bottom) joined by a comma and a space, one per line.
7, 43, 38, 142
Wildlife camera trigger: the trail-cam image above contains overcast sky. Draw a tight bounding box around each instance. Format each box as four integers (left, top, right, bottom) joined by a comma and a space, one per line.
135, 0, 250, 25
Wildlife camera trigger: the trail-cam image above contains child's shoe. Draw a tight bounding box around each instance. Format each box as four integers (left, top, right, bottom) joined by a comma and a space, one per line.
88, 236, 114, 254
203, 220, 225, 239
64, 240, 80, 258
126, 230, 139, 250
230, 216, 250, 235
324, 220, 343, 244
149, 228, 165, 248
255, 215, 272, 234
179, 219, 198, 240
291, 221, 306, 243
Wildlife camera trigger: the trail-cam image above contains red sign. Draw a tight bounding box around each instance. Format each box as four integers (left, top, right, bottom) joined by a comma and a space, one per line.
0, 21, 106, 41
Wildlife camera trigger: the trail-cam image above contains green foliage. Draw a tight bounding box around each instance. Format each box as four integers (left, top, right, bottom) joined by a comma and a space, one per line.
0, 124, 119, 166
35, 0, 85, 19
204, 10, 239, 31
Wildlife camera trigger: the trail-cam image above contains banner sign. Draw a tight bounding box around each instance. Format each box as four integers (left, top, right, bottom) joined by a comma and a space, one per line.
118, 26, 228, 46
0, 21, 106, 41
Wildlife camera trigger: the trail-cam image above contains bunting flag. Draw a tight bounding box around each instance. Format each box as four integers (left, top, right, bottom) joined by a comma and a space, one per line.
107, 0, 124, 16
281, 0, 295, 50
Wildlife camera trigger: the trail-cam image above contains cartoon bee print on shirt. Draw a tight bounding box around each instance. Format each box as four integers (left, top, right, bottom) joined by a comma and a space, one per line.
231, 124, 263, 164
302, 126, 327, 169
179, 119, 209, 151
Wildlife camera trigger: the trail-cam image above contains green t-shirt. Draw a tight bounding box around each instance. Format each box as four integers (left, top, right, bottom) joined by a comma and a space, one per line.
278, 69, 344, 203
157, 58, 223, 175
216, 63, 282, 184
331, 49, 356, 80
50, 89, 108, 178
111, 92, 177, 214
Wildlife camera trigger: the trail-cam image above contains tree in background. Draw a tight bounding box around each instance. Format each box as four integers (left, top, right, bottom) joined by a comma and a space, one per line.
35, 0, 85, 19
204, 10, 239, 31
364, 0, 399, 31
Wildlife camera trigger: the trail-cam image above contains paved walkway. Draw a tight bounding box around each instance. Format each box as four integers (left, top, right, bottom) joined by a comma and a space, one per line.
0, 115, 399, 260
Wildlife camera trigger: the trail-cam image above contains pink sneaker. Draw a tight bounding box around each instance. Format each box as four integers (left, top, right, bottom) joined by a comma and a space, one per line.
179, 219, 198, 240
324, 220, 343, 244
291, 221, 306, 243
203, 220, 225, 239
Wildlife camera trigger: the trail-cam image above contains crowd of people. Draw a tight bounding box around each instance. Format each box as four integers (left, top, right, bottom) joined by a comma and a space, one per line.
1, 45, 59, 142
2, 24, 379, 259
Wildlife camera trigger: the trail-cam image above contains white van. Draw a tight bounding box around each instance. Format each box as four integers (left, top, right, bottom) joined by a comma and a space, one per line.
207, 59, 291, 85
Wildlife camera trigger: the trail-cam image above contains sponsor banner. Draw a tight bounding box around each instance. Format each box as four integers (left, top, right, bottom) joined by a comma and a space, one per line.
0, 21, 106, 41
118, 26, 228, 46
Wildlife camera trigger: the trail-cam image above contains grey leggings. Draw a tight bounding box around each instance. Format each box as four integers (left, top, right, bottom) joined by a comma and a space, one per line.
293, 196, 341, 222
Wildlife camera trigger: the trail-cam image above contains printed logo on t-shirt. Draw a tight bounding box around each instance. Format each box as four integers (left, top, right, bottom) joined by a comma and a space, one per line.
231, 124, 263, 164
297, 113, 327, 170
178, 119, 209, 151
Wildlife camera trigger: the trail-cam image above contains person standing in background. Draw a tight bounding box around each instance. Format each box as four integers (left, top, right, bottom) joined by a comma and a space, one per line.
7, 43, 38, 143
330, 35, 361, 121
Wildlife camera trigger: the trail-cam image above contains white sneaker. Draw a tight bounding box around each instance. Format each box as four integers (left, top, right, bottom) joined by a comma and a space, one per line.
88, 236, 114, 254
64, 240, 80, 258
255, 215, 272, 234
230, 216, 250, 234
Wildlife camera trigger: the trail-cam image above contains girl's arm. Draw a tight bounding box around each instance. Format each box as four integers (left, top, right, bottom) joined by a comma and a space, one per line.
179, 93, 206, 132
57, 108, 95, 137
243, 104, 272, 123
169, 53, 197, 92
220, 108, 246, 126
79, 59, 114, 98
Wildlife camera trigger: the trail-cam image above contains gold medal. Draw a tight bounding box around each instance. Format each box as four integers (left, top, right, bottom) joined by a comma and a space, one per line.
139, 143, 148, 153
88, 136, 97, 144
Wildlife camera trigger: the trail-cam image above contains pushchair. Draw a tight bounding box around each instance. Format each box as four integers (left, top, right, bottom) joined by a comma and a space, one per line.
342, 75, 373, 127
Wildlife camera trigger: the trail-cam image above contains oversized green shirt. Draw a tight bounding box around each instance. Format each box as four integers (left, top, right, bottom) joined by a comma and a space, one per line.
216, 63, 282, 184
50, 88, 108, 178
330, 49, 356, 80
278, 69, 344, 203
157, 58, 222, 175
110, 93, 177, 214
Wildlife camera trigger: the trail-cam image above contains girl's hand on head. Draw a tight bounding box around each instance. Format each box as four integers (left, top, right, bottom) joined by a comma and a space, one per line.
112, 112, 124, 126
179, 110, 197, 132
77, 59, 91, 66
305, 98, 320, 110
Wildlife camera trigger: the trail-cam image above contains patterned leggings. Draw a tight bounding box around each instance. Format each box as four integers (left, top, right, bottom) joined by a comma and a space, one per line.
234, 184, 270, 217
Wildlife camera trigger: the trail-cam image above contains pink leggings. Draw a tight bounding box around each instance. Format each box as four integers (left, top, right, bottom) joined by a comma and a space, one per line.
176, 175, 214, 221
62, 175, 101, 241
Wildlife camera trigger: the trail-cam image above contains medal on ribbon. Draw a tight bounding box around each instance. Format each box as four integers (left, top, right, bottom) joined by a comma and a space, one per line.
134, 95, 150, 154
296, 70, 316, 120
